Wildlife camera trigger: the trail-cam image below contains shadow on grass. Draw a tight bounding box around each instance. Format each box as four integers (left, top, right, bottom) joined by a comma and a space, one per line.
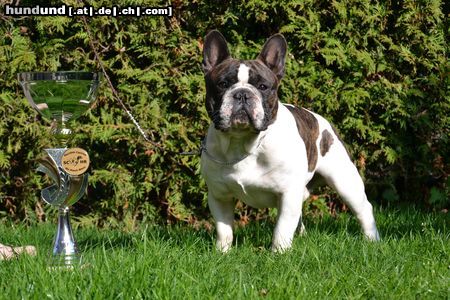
303, 205, 449, 240
76, 229, 136, 252
76, 225, 215, 252
374, 205, 449, 239
74, 205, 448, 252
232, 205, 449, 249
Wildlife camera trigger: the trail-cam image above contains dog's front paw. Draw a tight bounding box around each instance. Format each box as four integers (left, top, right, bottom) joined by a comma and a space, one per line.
271, 244, 291, 253
271, 237, 293, 253
365, 229, 381, 241
216, 239, 232, 253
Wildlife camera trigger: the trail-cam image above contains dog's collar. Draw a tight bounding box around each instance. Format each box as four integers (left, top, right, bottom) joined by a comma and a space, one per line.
201, 135, 264, 166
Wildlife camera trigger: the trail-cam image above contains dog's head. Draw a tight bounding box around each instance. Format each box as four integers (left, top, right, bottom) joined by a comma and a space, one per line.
202, 30, 287, 133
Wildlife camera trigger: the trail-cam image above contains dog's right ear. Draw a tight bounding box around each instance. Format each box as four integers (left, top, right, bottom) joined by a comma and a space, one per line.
202, 30, 230, 74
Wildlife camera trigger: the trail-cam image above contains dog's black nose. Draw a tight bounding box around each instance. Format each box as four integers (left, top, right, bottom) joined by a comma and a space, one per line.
233, 90, 249, 103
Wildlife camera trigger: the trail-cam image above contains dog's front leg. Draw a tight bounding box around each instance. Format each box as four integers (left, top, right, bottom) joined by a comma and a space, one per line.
272, 189, 304, 252
208, 194, 235, 252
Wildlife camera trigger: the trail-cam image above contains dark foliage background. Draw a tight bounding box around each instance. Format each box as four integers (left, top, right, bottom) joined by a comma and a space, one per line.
1, 0, 448, 228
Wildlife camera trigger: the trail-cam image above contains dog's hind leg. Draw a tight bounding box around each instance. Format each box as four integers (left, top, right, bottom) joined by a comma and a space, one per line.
316, 141, 380, 241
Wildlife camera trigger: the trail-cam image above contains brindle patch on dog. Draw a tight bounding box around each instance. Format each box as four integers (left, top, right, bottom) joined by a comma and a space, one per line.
320, 129, 334, 156
284, 105, 319, 172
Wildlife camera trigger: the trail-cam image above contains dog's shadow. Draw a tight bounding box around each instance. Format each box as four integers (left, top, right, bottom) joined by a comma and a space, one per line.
75, 207, 448, 254
233, 206, 449, 248
373, 206, 449, 239
302, 206, 449, 240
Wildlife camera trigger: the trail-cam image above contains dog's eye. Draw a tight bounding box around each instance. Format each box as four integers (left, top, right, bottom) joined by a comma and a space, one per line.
218, 81, 229, 89
258, 84, 268, 91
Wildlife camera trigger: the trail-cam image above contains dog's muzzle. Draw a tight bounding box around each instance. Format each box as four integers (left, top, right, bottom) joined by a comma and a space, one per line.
230, 89, 253, 127
217, 86, 265, 132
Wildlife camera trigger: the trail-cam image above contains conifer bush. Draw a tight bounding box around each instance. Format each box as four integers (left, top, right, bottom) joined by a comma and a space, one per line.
0, 0, 448, 225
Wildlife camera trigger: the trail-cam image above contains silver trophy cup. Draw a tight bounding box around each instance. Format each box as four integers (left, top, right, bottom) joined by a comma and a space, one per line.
18, 71, 101, 266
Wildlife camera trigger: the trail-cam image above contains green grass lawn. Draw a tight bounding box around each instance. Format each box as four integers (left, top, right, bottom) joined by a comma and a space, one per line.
0, 207, 448, 299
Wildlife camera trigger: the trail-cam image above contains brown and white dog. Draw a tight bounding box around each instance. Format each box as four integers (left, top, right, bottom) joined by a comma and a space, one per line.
200, 30, 380, 252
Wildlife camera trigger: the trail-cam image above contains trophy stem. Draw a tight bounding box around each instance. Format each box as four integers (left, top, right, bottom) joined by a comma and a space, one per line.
51, 206, 80, 266
51, 121, 72, 147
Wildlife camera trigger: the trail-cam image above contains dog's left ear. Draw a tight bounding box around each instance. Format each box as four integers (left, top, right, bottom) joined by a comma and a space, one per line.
257, 34, 287, 80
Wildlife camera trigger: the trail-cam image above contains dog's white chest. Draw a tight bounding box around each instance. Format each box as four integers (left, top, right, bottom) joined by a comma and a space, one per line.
204, 155, 281, 208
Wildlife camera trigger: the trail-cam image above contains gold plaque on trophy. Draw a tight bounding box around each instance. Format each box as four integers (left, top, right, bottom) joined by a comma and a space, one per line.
62, 148, 90, 176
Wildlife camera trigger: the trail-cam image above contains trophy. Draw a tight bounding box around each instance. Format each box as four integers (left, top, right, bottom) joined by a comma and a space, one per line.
18, 72, 101, 266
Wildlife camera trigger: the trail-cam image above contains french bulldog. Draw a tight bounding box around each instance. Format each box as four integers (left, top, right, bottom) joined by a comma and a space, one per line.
200, 30, 380, 252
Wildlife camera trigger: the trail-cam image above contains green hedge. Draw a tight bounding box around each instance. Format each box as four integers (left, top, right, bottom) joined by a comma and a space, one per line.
1, 0, 448, 226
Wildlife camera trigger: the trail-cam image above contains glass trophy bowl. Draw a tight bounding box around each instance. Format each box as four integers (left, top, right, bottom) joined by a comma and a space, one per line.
18, 71, 101, 267
18, 72, 100, 144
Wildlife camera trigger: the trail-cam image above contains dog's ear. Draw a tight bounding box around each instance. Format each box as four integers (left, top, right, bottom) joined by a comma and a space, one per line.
257, 34, 287, 80
202, 30, 230, 74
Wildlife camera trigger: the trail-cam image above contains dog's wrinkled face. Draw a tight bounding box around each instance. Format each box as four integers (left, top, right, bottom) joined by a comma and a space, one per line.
202, 31, 287, 133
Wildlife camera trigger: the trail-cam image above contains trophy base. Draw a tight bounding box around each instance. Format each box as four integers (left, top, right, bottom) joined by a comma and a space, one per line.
49, 254, 81, 269
49, 206, 81, 268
